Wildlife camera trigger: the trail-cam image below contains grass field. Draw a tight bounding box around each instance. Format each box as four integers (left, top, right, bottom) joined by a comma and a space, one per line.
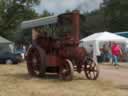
0, 63, 128, 96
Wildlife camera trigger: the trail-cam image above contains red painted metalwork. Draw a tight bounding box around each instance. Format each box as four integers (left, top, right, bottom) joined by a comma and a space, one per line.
24, 10, 99, 80
47, 55, 61, 66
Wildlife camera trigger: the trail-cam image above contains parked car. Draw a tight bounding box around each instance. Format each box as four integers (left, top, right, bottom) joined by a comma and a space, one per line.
0, 51, 20, 64
14, 49, 25, 60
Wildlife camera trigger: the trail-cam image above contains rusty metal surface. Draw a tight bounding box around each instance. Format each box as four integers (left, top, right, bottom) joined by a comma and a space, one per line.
25, 11, 99, 80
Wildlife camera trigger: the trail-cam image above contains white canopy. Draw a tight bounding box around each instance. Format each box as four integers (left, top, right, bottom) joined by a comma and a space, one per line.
81, 31, 127, 42
80, 32, 128, 63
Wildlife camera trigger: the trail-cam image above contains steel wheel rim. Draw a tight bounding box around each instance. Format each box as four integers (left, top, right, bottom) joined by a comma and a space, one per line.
60, 59, 74, 81
84, 59, 99, 80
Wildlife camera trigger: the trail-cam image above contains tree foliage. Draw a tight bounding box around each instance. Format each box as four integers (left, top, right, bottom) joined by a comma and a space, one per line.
0, 0, 40, 40
40, 10, 54, 17
80, 9, 106, 38
102, 0, 128, 32
0, 0, 128, 43
80, 0, 128, 37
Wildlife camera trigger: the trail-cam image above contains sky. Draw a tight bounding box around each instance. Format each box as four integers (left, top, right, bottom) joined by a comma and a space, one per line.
34, 0, 103, 14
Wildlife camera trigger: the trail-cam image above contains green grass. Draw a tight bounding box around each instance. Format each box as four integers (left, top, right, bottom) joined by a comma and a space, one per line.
0, 63, 127, 96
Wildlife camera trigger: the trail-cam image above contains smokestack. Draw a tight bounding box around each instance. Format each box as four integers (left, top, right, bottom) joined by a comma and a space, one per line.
71, 10, 80, 42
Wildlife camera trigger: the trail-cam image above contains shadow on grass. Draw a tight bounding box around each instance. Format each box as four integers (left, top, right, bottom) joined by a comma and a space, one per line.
2, 73, 30, 80
116, 85, 128, 90
100, 63, 128, 69
3, 73, 89, 82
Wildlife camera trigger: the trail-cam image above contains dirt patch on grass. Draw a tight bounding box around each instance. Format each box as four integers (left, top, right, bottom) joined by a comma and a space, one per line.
116, 85, 128, 90
100, 64, 128, 85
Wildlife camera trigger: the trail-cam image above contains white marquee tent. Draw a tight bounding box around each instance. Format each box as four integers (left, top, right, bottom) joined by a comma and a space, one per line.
80, 31, 128, 63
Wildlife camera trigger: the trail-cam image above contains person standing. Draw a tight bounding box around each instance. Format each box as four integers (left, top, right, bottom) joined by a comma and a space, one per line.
111, 42, 122, 68
102, 44, 109, 62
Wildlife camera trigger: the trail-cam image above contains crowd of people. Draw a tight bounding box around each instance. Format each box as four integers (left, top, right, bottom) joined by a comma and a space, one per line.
100, 42, 123, 68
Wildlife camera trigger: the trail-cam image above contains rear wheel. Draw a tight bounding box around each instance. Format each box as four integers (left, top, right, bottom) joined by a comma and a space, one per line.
59, 59, 74, 81
84, 58, 99, 80
26, 47, 46, 77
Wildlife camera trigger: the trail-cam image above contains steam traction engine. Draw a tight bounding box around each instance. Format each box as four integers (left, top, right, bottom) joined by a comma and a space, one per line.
21, 11, 99, 80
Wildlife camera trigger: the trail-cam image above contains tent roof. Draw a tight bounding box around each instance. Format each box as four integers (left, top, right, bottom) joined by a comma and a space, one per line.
115, 32, 128, 34
115, 32, 128, 38
81, 31, 127, 42
0, 36, 12, 44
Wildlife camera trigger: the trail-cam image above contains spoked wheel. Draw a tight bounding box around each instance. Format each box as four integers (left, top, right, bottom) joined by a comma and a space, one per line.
26, 47, 46, 77
59, 59, 74, 81
84, 58, 99, 80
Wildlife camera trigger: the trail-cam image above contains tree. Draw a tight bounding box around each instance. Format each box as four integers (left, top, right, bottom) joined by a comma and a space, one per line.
0, 0, 40, 40
40, 10, 54, 17
65, 10, 71, 13
102, 0, 128, 32
80, 9, 106, 38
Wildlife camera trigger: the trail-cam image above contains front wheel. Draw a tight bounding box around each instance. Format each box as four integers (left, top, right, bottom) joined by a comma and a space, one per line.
59, 59, 74, 81
84, 58, 99, 80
